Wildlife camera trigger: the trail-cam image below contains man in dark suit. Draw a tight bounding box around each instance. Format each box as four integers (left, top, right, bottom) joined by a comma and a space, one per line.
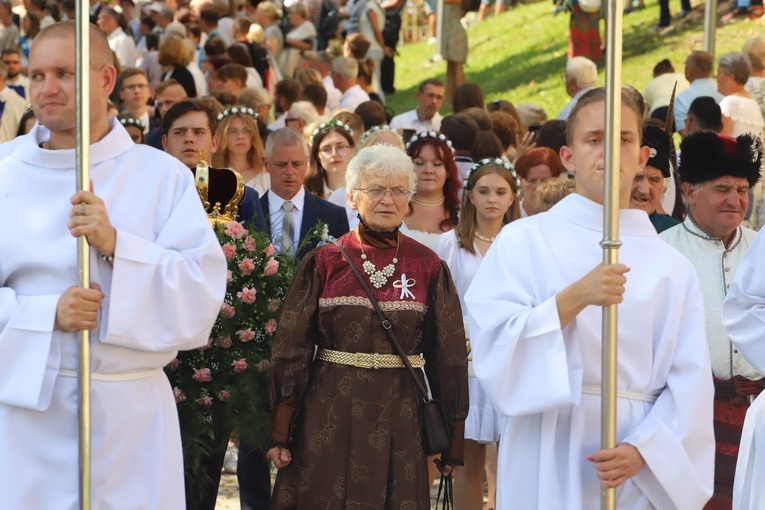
238, 127, 349, 510
259, 127, 350, 259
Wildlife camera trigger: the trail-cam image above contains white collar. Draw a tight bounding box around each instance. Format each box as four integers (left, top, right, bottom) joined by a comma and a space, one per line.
269, 185, 306, 213
12, 117, 134, 169
549, 193, 656, 236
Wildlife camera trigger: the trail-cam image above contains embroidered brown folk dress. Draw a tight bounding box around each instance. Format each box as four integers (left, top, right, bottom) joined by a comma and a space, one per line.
269, 226, 469, 509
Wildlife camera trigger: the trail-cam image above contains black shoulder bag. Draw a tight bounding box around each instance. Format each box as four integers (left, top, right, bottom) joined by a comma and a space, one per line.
329, 240, 452, 457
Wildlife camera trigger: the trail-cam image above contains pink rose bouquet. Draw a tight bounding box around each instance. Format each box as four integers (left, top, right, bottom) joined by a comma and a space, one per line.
165, 219, 326, 502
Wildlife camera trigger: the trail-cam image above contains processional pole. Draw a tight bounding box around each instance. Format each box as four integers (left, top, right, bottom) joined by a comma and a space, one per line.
703, 0, 718, 58
601, 0, 623, 507
75, 2, 92, 509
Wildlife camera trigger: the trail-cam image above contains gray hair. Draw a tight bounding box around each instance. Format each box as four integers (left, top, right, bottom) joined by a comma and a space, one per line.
288, 101, 320, 125
516, 103, 548, 128
743, 36, 765, 73
566, 56, 597, 89
238, 87, 270, 109
346, 146, 416, 202
265, 127, 309, 159
333, 57, 358, 80
719, 52, 750, 85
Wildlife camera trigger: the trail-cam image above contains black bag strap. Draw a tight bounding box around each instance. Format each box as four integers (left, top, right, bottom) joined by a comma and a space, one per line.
435, 473, 454, 509
330, 239, 430, 401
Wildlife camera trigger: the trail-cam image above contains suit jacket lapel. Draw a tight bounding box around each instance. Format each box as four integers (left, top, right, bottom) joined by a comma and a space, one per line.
260, 191, 271, 237
300, 192, 319, 241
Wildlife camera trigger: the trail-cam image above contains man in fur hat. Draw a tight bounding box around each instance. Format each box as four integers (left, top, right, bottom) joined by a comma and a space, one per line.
630, 124, 680, 233
661, 131, 765, 509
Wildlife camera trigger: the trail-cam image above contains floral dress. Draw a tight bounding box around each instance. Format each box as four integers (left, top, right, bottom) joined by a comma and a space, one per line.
269, 227, 468, 509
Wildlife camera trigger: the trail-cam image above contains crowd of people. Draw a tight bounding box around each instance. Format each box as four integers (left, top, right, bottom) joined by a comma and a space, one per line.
5, 0, 765, 509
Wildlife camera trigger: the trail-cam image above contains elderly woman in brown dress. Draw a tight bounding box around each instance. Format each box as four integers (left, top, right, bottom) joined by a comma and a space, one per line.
267, 145, 469, 509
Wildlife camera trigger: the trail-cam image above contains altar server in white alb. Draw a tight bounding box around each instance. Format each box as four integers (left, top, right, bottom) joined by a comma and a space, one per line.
0, 22, 227, 509
722, 176, 765, 510
660, 131, 765, 510
466, 87, 715, 510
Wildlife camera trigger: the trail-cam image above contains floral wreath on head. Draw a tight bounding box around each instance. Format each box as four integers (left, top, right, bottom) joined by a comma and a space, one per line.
405, 130, 455, 155
358, 124, 397, 147
119, 117, 146, 132
309, 120, 355, 146
217, 106, 259, 122
465, 157, 521, 191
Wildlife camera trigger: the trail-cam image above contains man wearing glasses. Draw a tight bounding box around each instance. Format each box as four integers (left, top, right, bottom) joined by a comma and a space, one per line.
119, 68, 152, 133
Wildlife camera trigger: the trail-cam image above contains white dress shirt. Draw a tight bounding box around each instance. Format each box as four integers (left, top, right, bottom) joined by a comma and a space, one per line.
322, 75, 342, 113
557, 87, 593, 120
339, 84, 370, 112
389, 108, 443, 133
108, 26, 137, 69
268, 186, 306, 255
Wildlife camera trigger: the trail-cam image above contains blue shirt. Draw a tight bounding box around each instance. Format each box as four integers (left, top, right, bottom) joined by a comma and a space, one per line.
674, 78, 724, 132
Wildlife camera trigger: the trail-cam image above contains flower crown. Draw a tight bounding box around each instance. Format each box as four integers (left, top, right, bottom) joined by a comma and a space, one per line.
465, 157, 521, 191
119, 117, 146, 131
309, 120, 354, 146
217, 106, 259, 122
405, 130, 455, 154
358, 124, 397, 147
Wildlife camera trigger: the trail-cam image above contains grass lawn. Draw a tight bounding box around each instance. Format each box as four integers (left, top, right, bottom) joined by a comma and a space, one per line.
385, 0, 765, 118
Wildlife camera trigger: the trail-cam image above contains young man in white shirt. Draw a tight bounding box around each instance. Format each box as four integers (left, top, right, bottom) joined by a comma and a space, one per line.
467, 87, 715, 509
389, 78, 445, 133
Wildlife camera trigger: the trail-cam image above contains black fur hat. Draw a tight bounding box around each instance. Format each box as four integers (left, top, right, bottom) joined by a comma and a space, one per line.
678, 131, 763, 186
643, 124, 671, 178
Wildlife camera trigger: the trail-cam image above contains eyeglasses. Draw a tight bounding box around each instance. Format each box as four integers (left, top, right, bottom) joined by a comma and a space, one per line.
355, 186, 410, 201
319, 144, 350, 157
227, 128, 253, 137
123, 83, 149, 91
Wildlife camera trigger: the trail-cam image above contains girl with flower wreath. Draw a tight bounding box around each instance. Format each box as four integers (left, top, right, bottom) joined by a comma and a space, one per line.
118, 113, 146, 144
212, 107, 270, 195
435, 158, 521, 510
304, 120, 356, 199
402, 131, 461, 250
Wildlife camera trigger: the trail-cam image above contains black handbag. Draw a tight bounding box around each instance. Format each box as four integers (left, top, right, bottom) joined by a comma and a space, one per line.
330, 240, 452, 457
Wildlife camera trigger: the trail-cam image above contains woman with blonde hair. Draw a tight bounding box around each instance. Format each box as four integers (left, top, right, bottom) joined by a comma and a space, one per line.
255, 1, 283, 59
212, 106, 269, 194
356, 125, 404, 152
278, 2, 316, 78
158, 35, 197, 98
296, 68, 323, 88
436, 158, 520, 510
